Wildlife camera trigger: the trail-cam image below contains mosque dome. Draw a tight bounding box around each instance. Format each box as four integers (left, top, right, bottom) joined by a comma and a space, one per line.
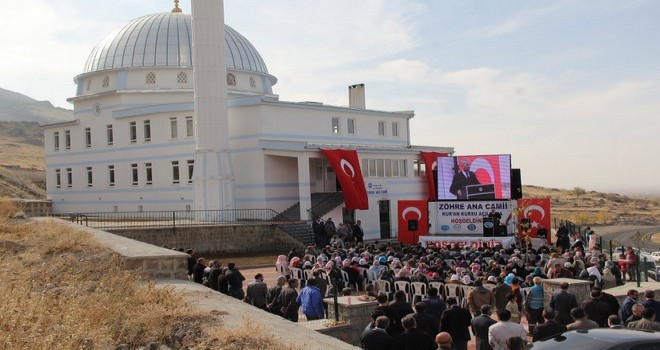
82, 12, 274, 82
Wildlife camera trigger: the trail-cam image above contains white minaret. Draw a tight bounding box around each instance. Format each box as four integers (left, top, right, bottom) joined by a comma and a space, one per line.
190, 0, 235, 211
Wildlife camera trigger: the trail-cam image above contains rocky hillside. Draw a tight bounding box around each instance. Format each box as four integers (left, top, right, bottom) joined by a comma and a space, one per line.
0, 88, 72, 123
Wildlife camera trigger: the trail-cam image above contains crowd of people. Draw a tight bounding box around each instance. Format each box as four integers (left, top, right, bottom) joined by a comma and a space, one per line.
182, 221, 660, 350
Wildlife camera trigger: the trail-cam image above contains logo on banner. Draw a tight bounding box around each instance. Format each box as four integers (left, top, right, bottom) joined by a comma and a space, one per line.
453, 224, 461, 230
483, 222, 494, 229
441, 225, 450, 231
468, 224, 477, 231
401, 207, 422, 221
340, 159, 355, 178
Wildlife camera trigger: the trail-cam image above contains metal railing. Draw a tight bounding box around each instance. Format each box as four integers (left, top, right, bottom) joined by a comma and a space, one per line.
54, 208, 314, 244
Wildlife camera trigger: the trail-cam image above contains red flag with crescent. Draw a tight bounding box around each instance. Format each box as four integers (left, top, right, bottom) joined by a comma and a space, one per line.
321, 149, 369, 210
397, 200, 428, 244
517, 198, 552, 243
420, 151, 449, 200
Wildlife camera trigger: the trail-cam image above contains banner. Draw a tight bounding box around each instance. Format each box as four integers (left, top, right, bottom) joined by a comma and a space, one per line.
321, 149, 369, 210
420, 151, 449, 200
419, 235, 517, 249
429, 200, 515, 234
516, 198, 551, 244
397, 200, 428, 244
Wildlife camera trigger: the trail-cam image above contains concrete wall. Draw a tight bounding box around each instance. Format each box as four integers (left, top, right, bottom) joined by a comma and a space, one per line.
108, 224, 304, 255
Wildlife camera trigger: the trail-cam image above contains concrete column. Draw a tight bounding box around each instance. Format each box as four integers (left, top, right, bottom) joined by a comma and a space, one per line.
191, 0, 235, 212
298, 155, 312, 221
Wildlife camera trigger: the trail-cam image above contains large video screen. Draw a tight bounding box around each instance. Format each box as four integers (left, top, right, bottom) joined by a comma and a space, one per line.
436, 154, 512, 200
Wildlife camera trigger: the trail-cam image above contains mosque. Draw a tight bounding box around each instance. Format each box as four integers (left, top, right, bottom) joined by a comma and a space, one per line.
43, 1, 453, 241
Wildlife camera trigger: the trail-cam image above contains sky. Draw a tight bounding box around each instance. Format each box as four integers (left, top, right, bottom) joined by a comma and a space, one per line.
2, 0, 659, 195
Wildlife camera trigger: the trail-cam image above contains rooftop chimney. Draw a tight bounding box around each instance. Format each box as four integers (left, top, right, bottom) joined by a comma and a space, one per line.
349, 84, 366, 109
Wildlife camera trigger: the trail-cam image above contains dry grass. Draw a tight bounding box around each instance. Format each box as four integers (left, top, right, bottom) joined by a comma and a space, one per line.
0, 198, 300, 350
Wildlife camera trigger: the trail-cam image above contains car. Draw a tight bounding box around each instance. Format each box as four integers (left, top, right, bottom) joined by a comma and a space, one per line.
528, 328, 660, 350
651, 251, 660, 262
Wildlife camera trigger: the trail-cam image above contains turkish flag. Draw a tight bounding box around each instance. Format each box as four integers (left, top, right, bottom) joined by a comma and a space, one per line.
397, 200, 428, 244
460, 155, 505, 198
420, 151, 449, 200
517, 198, 552, 243
321, 149, 369, 210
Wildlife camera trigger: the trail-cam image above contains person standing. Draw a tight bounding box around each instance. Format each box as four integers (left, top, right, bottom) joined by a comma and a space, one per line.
279, 279, 300, 322
581, 289, 611, 327
266, 276, 286, 315
549, 282, 578, 325
532, 309, 566, 342
312, 217, 326, 247
566, 307, 598, 331
361, 316, 394, 350
394, 316, 435, 350
354, 220, 365, 243
389, 290, 414, 337
471, 304, 497, 350
440, 297, 472, 350
411, 302, 438, 338
488, 309, 526, 350
492, 278, 512, 311
423, 287, 446, 331
620, 289, 640, 323
641, 290, 660, 321
525, 277, 544, 335
467, 280, 494, 316
435, 332, 457, 350
225, 262, 246, 300
324, 218, 336, 246
207, 260, 222, 291
245, 273, 268, 310
296, 278, 324, 320
627, 309, 660, 331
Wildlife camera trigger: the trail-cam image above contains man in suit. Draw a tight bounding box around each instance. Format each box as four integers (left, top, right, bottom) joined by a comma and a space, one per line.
361, 315, 394, 350
394, 316, 436, 350
389, 290, 414, 337
566, 307, 598, 331
440, 297, 472, 350
581, 289, 611, 327
312, 217, 325, 247
620, 289, 640, 322
627, 308, 660, 331
449, 158, 481, 199
423, 287, 446, 330
532, 308, 567, 342
549, 282, 578, 325
411, 302, 438, 338
471, 304, 497, 350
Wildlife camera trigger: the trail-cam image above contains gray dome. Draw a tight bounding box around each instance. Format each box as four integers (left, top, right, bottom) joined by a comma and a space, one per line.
83, 12, 270, 75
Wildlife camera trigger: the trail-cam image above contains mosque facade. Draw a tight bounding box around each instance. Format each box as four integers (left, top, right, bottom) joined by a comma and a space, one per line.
43, 4, 453, 240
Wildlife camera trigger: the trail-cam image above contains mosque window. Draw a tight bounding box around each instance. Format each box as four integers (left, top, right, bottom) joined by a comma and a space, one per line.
65, 130, 71, 150
143, 120, 151, 142
332, 117, 340, 134
378, 121, 386, 136
55, 169, 61, 188
185, 116, 194, 137
170, 117, 178, 139
392, 122, 399, 137
106, 125, 113, 146
177, 71, 188, 84
249, 76, 256, 88
129, 122, 137, 143
54, 131, 60, 151
187, 159, 194, 184
347, 119, 356, 135
145, 72, 156, 85
84, 128, 91, 148
131, 164, 139, 186
413, 160, 426, 177
226, 73, 236, 86
145, 163, 153, 186
66, 168, 73, 188
86, 79, 91, 91
108, 165, 115, 187
363, 159, 408, 178
102, 76, 110, 88
172, 161, 180, 184
86, 167, 93, 187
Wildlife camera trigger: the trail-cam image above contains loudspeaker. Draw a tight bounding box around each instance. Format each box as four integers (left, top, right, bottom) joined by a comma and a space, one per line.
408, 219, 418, 231
511, 169, 522, 199
483, 217, 494, 237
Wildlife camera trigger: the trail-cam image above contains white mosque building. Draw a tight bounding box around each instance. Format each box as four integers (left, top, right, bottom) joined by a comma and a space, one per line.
43, 2, 453, 240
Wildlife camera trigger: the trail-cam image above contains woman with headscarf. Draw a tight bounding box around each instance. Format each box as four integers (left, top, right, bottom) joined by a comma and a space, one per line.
275, 255, 290, 278
585, 265, 603, 289
504, 273, 516, 286
369, 259, 385, 280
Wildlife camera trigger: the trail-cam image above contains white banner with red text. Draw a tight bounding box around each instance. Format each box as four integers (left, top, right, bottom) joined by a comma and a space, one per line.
428, 200, 516, 234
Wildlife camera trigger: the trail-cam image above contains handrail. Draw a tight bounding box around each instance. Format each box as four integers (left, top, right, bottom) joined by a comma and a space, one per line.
306, 192, 343, 220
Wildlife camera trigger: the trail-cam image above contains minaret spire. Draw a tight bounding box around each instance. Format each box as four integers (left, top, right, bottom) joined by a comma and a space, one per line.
172, 0, 182, 13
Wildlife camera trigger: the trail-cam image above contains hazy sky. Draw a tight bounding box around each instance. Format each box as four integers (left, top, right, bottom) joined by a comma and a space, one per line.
3, 0, 659, 195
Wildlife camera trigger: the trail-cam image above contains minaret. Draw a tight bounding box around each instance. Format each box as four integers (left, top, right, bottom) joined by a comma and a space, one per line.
190, 0, 235, 211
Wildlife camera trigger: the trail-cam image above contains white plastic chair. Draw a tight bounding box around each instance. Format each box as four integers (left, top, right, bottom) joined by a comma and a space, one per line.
394, 280, 412, 303
340, 270, 359, 291
376, 279, 392, 300
275, 262, 289, 277
445, 284, 461, 303
428, 281, 445, 299
303, 269, 313, 282
290, 267, 304, 285
411, 282, 428, 305
460, 285, 474, 308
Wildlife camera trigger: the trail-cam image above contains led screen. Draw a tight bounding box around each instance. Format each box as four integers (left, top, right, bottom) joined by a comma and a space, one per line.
436, 154, 511, 200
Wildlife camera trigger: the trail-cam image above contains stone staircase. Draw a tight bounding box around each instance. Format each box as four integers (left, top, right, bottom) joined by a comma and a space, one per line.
274, 192, 344, 222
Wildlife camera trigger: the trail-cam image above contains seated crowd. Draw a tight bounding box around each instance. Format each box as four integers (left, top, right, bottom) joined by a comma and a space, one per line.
184, 221, 660, 350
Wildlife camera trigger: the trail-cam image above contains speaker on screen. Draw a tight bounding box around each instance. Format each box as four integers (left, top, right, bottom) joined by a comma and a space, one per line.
511, 168, 522, 199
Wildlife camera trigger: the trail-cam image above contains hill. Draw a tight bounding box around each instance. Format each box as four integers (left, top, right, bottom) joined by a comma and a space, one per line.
0, 87, 73, 123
